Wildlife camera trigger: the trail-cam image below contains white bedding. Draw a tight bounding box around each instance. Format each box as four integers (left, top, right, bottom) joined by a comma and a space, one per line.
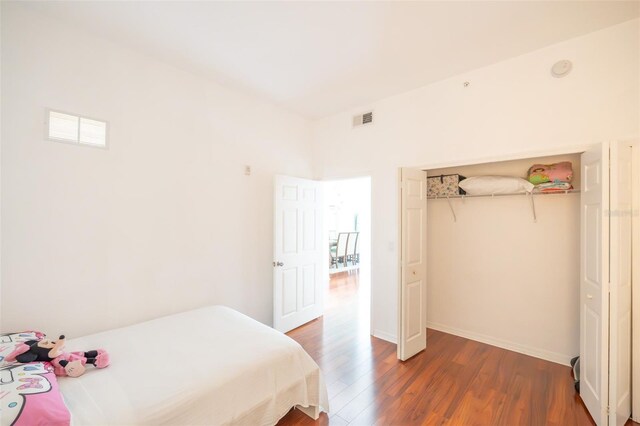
58, 306, 328, 425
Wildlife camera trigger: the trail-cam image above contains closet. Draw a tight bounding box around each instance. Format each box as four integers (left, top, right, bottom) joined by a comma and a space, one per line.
397, 142, 637, 426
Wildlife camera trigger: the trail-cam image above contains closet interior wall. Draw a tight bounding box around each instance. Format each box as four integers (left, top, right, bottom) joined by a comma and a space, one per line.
425, 153, 581, 365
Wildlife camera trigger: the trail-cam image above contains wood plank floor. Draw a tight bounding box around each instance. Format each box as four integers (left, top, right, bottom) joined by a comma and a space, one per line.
278, 271, 637, 426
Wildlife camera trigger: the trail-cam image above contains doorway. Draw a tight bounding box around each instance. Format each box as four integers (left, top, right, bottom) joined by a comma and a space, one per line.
323, 177, 371, 331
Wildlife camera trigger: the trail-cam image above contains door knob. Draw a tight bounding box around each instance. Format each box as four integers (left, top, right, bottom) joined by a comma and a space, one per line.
587, 294, 593, 299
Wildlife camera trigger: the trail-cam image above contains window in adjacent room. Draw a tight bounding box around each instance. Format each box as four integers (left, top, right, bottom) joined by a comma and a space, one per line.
47, 110, 108, 148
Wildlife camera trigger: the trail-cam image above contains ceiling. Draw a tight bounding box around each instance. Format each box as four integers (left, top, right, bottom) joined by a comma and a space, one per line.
17, 1, 640, 118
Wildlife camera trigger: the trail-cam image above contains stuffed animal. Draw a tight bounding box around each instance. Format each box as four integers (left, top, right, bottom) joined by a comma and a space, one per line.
5, 334, 109, 378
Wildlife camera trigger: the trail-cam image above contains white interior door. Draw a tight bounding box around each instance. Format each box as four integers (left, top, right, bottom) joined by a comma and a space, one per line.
273, 175, 323, 333
609, 142, 632, 426
398, 168, 427, 361
580, 143, 610, 426
581, 142, 632, 426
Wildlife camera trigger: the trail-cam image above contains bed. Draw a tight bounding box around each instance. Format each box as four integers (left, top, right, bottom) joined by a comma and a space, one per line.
57, 306, 329, 425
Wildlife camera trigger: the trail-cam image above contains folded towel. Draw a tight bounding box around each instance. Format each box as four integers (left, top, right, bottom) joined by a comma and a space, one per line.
534, 182, 573, 193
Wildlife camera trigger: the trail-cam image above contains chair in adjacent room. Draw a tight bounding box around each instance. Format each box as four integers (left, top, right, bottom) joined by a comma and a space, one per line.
353, 233, 360, 264
330, 232, 349, 268
346, 232, 359, 265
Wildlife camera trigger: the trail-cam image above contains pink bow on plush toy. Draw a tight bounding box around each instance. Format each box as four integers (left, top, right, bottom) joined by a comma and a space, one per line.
5, 335, 109, 377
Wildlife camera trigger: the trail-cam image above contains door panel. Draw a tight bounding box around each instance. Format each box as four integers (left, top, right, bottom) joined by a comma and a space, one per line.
584, 204, 601, 283
583, 305, 600, 398
398, 168, 427, 361
303, 210, 316, 250
302, 264, 316, 308
274, 175, 323, 333
283, 209, 298, 253
282, 185, 298, 200
281, 268, 298, 316
406, 279, 423, 339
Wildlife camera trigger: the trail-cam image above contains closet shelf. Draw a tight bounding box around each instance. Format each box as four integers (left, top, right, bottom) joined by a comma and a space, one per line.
426, 189, 580, 200
427, 189, 580, 223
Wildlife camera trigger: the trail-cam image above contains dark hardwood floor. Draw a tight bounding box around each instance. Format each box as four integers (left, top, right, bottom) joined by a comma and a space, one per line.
278, 271, 638, 426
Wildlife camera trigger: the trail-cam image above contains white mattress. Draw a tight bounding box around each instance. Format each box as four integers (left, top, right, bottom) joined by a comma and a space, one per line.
58, 306, 328, 425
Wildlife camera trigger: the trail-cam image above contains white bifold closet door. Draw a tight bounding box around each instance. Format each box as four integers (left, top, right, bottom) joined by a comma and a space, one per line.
273, 175, 324, 333
609, 142, 632, 426
580, 141, 632, 426
398, 168, 428, 361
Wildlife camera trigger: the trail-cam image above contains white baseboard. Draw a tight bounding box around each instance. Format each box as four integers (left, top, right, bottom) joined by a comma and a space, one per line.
370, 324, 572, 366
427, 321, 572, 366
372, 329, 397, 344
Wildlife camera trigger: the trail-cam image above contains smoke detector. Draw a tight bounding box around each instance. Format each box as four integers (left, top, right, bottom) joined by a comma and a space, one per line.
551, 60, 572, 78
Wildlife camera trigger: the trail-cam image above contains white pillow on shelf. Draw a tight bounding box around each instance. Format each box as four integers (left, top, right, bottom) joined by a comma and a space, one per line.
458, 176, 534, 195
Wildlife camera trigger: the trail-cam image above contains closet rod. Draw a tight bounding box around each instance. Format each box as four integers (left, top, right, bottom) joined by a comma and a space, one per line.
427, 189, 579, 200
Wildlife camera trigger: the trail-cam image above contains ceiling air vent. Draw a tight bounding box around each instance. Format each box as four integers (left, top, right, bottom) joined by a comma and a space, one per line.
352, 111, 373, 128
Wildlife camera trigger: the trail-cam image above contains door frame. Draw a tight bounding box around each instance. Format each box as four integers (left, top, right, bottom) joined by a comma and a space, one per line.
317, 174, 374, 335
397, 143, 638, 393
632, 141, 640, 423
322, 176, 372, 277
397, 144, 591, 358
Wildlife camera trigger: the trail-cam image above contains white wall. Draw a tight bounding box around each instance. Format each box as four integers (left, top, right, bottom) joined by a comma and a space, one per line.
1, 4, 313, 337
312, 20, 640, 347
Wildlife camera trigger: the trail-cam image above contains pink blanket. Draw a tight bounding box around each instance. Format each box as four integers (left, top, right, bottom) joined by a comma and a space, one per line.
1, 332, 70, 426
528, 161, 573, 185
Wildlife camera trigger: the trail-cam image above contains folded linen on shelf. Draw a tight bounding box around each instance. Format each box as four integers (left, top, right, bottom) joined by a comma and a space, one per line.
534, 182, 574, 193
527, 161, 573, 185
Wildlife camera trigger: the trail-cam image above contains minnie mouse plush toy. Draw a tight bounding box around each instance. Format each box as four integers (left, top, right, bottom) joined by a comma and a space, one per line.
6, 335, 109, 377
